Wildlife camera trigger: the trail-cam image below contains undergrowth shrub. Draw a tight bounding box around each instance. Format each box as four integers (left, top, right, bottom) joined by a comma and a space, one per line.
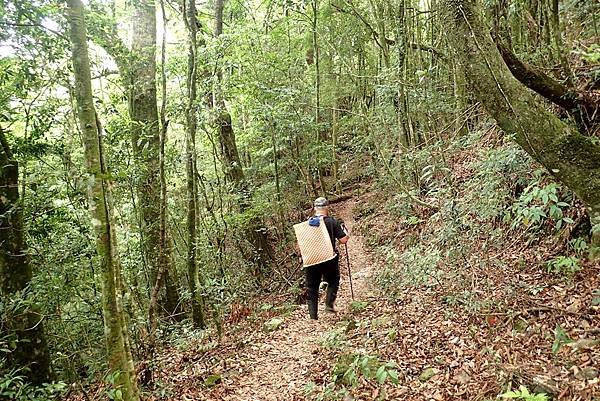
463, 144, 530, 222
500, 385, 549, 400
318, 327, 348, 349
546, 256, 581, 275
376, 245, 442, 297
509, 176, 574, 231
368, 124, 586, 310
332, 353, 399, 387
0, 367, 66, 401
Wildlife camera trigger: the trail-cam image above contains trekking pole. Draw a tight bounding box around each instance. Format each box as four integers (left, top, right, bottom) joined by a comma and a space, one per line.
345, 243, 355, 300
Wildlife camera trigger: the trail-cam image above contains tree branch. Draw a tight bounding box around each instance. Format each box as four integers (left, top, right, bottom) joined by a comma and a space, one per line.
0, 22, 69, 41
495, 40, 598, 132
331, 2, 445, 60
86, 1, 130, 74
407, 42, 446, 60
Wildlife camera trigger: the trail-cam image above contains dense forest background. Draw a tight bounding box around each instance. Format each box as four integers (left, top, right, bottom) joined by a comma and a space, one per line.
1, 0, 599, 399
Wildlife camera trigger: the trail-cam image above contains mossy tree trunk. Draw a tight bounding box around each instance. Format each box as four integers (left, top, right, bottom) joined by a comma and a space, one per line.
0, 126, 51, 384
66, 1, 140, 399
443, 0, 600, 257
129, 0, 180, 319
494, 41, 598, 132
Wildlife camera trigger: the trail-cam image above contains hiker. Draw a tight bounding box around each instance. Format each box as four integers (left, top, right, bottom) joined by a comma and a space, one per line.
297, 197, 349, 320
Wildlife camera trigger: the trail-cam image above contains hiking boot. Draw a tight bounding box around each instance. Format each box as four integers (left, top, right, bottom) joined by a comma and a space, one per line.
325, 286, 338, 309
325, 305, 336, 313
307, 300, 318, 320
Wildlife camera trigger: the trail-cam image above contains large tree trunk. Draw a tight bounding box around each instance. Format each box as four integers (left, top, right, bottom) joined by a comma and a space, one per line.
0, 126, 51, 385
444, 0, 600, 258
213, 0, 272, 271
87, 0, 181, 319
129, 0, 180, 318
66, 1, 140, 399
184, 0, 206, 329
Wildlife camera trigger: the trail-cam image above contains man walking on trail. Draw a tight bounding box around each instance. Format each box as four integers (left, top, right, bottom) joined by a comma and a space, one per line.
299, 197, 349, 320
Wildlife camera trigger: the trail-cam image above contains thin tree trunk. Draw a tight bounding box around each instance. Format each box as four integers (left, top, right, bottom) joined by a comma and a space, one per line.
149, 0, 182, 348
444, 0, 600, 258
310, 0, 329, 194
311, 0, 322, 139
0, 125, 51, 385
549, 0, 573, 85
395, 0, 410, 147
66, 1, 140, 399
183, 0, 206, 329
213, 0, 272, 271
368, 0, 390, 68
158, 1, 182, 323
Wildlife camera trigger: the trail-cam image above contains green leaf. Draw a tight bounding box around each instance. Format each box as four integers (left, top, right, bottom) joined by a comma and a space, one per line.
419, 367, 437, 382
387, 369, 400, 384
552, 325, 572, 354
204, 374, 222, 387
375, 365, 386, 383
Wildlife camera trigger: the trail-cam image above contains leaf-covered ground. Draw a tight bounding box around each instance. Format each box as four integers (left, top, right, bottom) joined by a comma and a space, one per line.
139, 198, 599, 401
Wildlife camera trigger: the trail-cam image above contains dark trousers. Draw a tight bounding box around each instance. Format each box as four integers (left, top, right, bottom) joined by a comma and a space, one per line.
305, 255, 340, 319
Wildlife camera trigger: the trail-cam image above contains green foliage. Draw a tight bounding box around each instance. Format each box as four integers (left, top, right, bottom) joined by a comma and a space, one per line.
319, 327, 348, 349
203, 374, 222, 387
349, 300, 369, 312
574, 44, 600, 64
592, 289, 600, 306
464, 142, 529, 222
0, 371, 66, 401
105, 371, 125, 401
405, 215, 422, 225
552, 325, 573, 354
510, 179, 574, 231
441, 290, 492, 313
304, 382, 349, 401
500, 385, 548, 401
332, 353, 399, 387
568, 238, 588, 255
1, 0, 598, 395
546, 256, 580, 275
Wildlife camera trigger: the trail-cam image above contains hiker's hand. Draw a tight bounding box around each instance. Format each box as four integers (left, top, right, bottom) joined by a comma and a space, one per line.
341, 223, 350, 236
293, 250, 302, 265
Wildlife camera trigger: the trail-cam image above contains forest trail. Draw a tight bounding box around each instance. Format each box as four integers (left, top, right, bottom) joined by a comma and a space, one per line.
222, 200, 376, 401
152, 192, 599, 401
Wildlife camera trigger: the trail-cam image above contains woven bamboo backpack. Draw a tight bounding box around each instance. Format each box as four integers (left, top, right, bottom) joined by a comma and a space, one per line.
293, 216, 336, 267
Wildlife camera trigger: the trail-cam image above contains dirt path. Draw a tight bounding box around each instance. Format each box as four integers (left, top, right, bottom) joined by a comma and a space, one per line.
222, 200, 376, 401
